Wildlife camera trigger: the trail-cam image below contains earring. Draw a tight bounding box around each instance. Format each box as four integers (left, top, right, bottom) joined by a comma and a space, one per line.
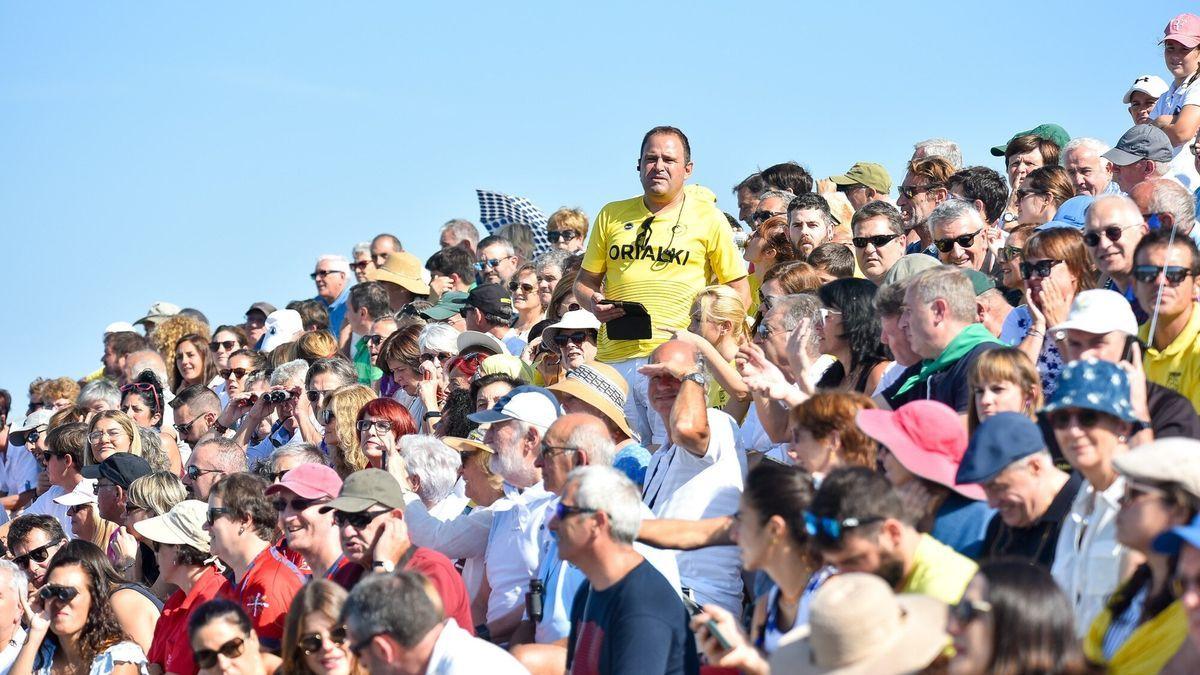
238, 527, 244, 536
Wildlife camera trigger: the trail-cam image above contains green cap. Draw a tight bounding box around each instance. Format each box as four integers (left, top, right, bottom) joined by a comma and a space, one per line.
963, 269, 996, 296
828, 162, 892, 194
990, 124, 1070, 157
320, 469, 406, 513
419, 291, 469, 321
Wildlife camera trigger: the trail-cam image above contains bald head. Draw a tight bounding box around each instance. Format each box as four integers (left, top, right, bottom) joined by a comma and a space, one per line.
1087, 195, 1148, 278
650, 339, 700, 368
541, 413, 617, 494
1089, 194, 1143, 225
370, 233, 403, 267
124, 349, 169, 388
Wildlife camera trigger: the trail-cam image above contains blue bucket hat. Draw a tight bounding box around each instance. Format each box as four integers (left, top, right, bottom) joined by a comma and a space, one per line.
1039, 359, 1144, 429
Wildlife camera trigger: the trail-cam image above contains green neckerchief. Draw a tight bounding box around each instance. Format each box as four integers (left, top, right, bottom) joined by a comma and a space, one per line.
894, 323, 1001, 396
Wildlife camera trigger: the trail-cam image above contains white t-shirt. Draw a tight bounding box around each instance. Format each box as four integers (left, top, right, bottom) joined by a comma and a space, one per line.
738, 404, 789, 463
871, 361, 907, 399
1, 445, 39, 503
1151, 76, 1200, 190
22, 484, 73, 538
642, 408, 746, 614
426, 619, 528, 674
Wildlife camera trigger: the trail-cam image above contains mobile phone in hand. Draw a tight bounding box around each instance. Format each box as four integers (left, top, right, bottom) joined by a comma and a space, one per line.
681, 593, 732, 650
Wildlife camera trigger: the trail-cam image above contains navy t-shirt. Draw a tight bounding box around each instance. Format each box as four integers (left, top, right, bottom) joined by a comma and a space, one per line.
566, 559, 698, 675
883, 342, 999, 412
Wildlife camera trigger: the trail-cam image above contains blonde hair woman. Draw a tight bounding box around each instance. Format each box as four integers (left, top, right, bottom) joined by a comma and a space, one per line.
84, 410, 144, 465
321, 385, 377, 477
967, 347, 1044, 434
674, 285, 753, 421
296, 330, 340, 364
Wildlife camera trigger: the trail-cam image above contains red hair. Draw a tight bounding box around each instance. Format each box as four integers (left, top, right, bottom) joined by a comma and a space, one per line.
357, 398, 416, 439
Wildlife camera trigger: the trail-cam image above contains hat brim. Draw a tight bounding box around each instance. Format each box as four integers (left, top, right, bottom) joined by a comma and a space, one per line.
372, 272, 431, 296
457, 332, 506, 356
1155, 526, 1200, 554
54, 491, 96, 507
319, 495, 380, 514
1038, 401, 1145, 431
990, 144, 1008, 157
132, 513, 200, 549
467, 409, 511, 425
548, 379, 636, 441
420, 307, 460, 321
1102, 148, 1143, 167
442, 437, 493, 455
857, 410, 985, 500
828, 174, 858, 186
265, 481, 334, 501
1162, 35, 1200, 49
1048, 317, 1137, 338
769, 594, 948, 675
81, 465, 103, 480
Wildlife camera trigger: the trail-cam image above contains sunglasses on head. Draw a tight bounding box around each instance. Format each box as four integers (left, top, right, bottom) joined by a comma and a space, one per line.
299, 627, 349, 655
209, 340, 238, 352
803, 512, 883, 542
1133, 264, 1193, 285
933, 229, 982, 253
1083, 226, 1131, 248
38, 584, 79, 604
333, 509, 389, 530
1048, 408, 1107, 430
553, 331, 593, 347
219, 367, 255, 380
509, 281, 536, 293
195, 637, 245, 669
14, 538, 63, 568
1020, 259, 1064, 279
273, 496, 325, 513
547, 230, 578, 243
851, 233, 900, 249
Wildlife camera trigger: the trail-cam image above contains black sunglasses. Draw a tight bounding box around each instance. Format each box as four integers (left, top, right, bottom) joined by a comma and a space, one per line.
299, 627, 349, 655
209, 340, 239, 352
219, 367, 255, 380
949, 598, 992, 625
420, 352, 453, 364
195, 637, 245, 669
310, 270, 344, 280
897, 183, 943, 200
333, 509, 390, 530
555, 502, 596, 520
14, 538, 63, 568
174, 413, 210, 437
273, 496, 325, 512
1048, 408, 1105, 430
265, 468, 290, 483
851, 233, 901, 249
1133, 264, 1194, 285
206, 507, 233, 526
1020, 259, 1065, 280
547, 230, 578, 243
750, 209, 785, 226
38, 584, 79, 604
1083, 226, 1129, 248
509, 281, 536, 293
553, 331, 594, 347
933, 229, 982, 253
350, 260, 371, 271
366, 334, 385, 346
185, 465, 225, 481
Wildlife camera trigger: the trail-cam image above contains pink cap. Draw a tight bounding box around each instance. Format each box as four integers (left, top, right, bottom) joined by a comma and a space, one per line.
1164, 13, 1200, 49
265, 463, 343, 500
856, 401, 986, 501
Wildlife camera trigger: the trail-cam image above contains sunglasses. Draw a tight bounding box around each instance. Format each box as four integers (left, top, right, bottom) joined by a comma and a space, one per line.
554, 502, 596, 520
219, 367, 255, 380
1048, 408, 1107, 430
1133, 264, 1194, 285
43, 450, 68, 462
420, 352, 453, 364
38, 584, 79, 604
1083, 226, 1132, 248
265, 468, 291, 483
949, 598, 993, 625
366, 334, 386, 347
552, 331, 594, 347
318, 409, 335, 425
310, 270, 344, 280
333, 509, 390, 530
120, 382, 161, 407
803, 512, 883, 541
998, 245, 1023, 263
1015, 189, 1047, 201
14, 538, 63, 568
272, 496, 326, 513
547, 230, 578, 243
185, 465, 225, 481
357, 419, 394, 433
299, 627, 349, 655
897, 182, 943, 200
307, 389, 332, 404
206, 507, 233, 525
933, 229, 982, 253
1019, 259, 1065, 280
350, 260, 371, 272
851, 233, 901, 249
209, 340, 239, 352
195, 637, 245, 669
509, 281, 536, 293
474, 258, 503, 270
26, 430, 42, 444
751, 209, 786, 225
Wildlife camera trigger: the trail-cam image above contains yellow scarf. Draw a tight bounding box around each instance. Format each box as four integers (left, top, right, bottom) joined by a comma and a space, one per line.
1084, 597, 1188, 675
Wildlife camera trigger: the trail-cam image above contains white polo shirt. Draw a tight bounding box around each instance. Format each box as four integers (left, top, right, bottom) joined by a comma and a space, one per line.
425, 619, 528, 674
1052, 475, 1129, 637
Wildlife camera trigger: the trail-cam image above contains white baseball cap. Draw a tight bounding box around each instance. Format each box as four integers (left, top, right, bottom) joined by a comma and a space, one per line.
1123, 75, 1169, 104
1049, 289, 1139, 338
104, 321, 136, 335
468, 385, 561, 430
261, 309, 304, 352
54, 479, 98, 507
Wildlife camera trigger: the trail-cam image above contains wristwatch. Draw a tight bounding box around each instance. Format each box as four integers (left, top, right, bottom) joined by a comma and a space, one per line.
371, 560, 395, 573
212, 420, 229, 434
681, 371, 708, 388
423, 411, 443, 421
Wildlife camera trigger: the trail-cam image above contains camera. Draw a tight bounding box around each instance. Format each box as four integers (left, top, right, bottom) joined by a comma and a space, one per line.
263, 390, 293, 404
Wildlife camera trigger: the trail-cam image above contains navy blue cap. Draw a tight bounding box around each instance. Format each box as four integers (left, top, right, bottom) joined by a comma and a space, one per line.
956, 412, 1047, 484
1155, 512, 1200, 555
81, 452, 153, 490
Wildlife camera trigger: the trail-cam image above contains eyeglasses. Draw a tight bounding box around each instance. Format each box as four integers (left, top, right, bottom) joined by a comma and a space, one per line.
933, 229, 983, 253
273, 496, 326, 513
206, 507, 233, 525
1019, 259, 1065, 280
37, 584, 79, 605
209, 340, 239, 352
553, 331, 594, 347
310, 270, 345, 280
219, 367, 255, 380
475, 258, 503, 271
307, 389, 334, 405
539, 443, 578, 460
1133, 264, 1194, 285
1048, 408, 1105, 430
87, 429, 126, 444
803, 511, 884, 541
194, 637, 246, 669
998, 245, 1023, 263
851, 233, 901, 250
350, 260, 371, 272
509, 281, 536, 293
357, 419, 394, 434
758, 292, 780, 313
173, 413, 210, 437
420, 352, 453, 364
185, 465, 225, 481
949, 598, 993, 626
13, 538, 63, 568
333, 509, 390, 530
366, 334, 386, 346
547, 230, 579, 243
554, 502, 596, 521
299, 627, 349, 655
897, 183, 943, 200
1083, 226, 1135, 248
751, 209, 786, 226
318, 409, 335, 425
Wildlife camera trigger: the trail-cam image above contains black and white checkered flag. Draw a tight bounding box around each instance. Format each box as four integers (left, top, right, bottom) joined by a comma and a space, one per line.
476, 189, 551, 256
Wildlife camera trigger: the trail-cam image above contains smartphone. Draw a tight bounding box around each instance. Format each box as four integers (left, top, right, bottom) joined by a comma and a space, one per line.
1123, 335, 1142, 363
681, 593, 732, 650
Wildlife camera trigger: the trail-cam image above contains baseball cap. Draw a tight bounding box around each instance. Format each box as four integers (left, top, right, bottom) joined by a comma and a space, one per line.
990, 124, 1070, 157
1036, 195, 1094, 231
476, 354, 535, 382
368, 252, 431, 296
879, 253, 941, 286
1103, 125, 1174, 166
10, 409, 54, 446
134, 301, 181, 326
957, 413, 1048, 484
420, 291, 469, 321
1162, 13, 1200, 49
828, 162, 892, 194
962, 269, 995, 296
541, 309, 601, 345
1116, 438, 1200, 504
261, 309, 304, 353
856, 400, 986, 500
548, 362, 637, 441
319, 469, 406, 514
1123, 75, 1169, 104
1048, 289, 1139, 339
132, 500, 212, 553
104, 321, 136, 335
54, 479, 98, 507
81, 452, 153, 490
457, 330, 507, 356
246, 302, 276, 319
468, 385, 561, 430
265, 464, 343, 500
464, 283, 515, 320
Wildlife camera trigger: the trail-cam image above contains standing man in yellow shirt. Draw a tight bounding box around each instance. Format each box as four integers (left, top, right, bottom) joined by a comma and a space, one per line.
574, 126, 749, 448
1134, 229, 1200, 412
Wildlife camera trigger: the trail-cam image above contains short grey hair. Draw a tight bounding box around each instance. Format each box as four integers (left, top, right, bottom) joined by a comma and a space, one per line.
245, 370, 269, 390
316, 254, 352, 276
913, 138, 962, 169
78, 380, 121, 410
1153, 160, 1172, 176
567, 465, 643, 545
306, 358, 357, 390
418, 323, 460, 355
194, 436, 248, 474
441, 219, 481, 248
126, 350, 170, 391
1148, 179, 1196, 232
351, 242, 371, 259
477, 235, 515, 258
757, 189, 797, 206
907, 266, 976, 324
1063, 137, 1111, 160
567, 421, 616, 468
399, 435, 461, 506
270, 442, 328, 469
534, 249, 571, 276
770, 294, 823, 356
270, 359, 310, 388
137, 426, 171, 472
927, 198, 986, 238
0, 560, 28, 604
342, 572, 442, 649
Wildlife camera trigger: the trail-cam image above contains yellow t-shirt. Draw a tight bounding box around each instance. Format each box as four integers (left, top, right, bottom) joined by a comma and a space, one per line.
900, 534, 978, 605
582, 184, 747, 362
1138, 303, 1200, 413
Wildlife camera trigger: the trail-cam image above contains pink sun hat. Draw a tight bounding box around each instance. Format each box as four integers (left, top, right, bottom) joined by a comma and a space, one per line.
856, 400, 986, 501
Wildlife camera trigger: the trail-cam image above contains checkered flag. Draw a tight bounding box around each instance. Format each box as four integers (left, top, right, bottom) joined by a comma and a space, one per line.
476, 189, 551, 256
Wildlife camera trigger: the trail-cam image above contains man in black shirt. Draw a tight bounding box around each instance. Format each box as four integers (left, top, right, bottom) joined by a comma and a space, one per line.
957, 413, 1081, 567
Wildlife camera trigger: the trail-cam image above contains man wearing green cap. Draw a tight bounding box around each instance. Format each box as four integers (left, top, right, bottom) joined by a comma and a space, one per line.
827, 162, 892, 211
990, 124, 1071, 158
993, 125, 1070, 205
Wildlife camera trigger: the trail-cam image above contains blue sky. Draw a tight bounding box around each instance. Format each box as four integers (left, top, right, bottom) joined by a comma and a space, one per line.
0, 1, 1184, 416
